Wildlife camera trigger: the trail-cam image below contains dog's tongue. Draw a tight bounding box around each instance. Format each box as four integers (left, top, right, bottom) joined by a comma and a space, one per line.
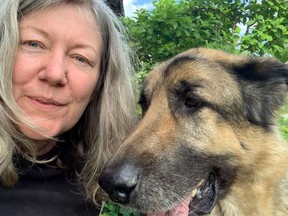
146, 197, 190, 216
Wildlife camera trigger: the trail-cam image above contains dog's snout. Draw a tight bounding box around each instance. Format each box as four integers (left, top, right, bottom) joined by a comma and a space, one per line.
98, 163, 139, 204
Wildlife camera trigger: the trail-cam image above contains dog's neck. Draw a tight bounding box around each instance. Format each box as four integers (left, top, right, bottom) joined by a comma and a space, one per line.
209, 161, 288, 216
211, 182, 288, 216
207, 127, 288, 216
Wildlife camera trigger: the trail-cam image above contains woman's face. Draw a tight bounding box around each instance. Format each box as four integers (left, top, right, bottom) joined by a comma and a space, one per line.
13, 4, 101, 141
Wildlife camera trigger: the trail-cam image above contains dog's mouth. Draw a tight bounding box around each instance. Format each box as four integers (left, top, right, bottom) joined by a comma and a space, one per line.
159, 173, 219, 215
188, 173, 219, 215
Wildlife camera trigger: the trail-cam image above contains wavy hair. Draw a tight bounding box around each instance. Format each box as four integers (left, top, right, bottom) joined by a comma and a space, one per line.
0, 0, 137, 203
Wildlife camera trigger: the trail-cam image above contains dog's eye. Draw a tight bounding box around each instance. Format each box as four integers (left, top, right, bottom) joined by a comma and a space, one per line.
184, 97, 203, 109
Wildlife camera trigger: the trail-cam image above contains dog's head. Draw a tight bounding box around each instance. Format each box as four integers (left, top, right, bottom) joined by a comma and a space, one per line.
99, 48, 288, 214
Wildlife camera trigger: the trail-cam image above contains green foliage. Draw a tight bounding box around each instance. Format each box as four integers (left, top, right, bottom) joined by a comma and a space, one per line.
279, 117, 288, 140
100, 201, 140, 216
135, 60, 152, 89
240, 0, 288, 60
278, 103, 288, 140
122, 0, 288, 66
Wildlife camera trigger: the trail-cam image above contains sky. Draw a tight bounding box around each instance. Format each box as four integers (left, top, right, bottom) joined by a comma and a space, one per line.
123, 0, 154, 17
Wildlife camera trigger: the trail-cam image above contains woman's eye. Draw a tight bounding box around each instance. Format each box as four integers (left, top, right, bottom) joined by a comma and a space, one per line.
27, 41, 39, 47
74, 55, 92, 66
75, 56, 87, 63
21, 41, 41, 48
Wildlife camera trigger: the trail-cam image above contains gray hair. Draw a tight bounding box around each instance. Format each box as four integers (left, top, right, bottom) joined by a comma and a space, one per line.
0, 0, 137, 202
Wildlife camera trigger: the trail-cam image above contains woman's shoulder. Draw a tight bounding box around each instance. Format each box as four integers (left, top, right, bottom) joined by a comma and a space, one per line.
0, 151, 101, 216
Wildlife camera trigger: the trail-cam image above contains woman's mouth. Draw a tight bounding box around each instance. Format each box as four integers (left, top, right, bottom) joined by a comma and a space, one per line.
28, 96, 65, 109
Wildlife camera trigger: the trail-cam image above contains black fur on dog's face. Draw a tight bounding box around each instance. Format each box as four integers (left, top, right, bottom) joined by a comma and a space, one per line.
99, 48, 288, 214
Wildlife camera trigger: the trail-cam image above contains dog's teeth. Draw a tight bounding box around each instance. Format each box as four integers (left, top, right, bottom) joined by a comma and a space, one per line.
197, 179, 204, 187
191, 179, 204, 198
191, 189, 198, 198
196, 189, 203, 199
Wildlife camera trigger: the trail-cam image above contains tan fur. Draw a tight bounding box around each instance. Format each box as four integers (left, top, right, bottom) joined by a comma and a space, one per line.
99, 48, 288, 215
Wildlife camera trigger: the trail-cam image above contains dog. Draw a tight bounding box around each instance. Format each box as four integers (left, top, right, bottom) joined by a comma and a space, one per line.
99, 48, 288, 215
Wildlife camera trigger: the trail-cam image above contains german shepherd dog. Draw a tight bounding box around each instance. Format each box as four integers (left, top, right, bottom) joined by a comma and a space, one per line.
99, 48, 288, 215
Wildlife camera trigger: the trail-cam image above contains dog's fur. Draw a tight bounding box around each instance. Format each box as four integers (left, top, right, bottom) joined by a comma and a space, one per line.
99, 48, 288, 215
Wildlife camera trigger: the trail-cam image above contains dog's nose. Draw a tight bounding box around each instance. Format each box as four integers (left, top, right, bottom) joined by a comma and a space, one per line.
98, 163, 139, 204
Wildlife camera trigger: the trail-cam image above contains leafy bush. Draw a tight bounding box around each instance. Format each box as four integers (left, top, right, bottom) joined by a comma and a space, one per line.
122, 0, 288, 65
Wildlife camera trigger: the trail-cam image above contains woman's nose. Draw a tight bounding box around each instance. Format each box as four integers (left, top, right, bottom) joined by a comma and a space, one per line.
38, 51, 68, 86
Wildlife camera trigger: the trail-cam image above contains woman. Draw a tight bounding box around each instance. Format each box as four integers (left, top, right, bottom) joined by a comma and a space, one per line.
0, 0, 137, 215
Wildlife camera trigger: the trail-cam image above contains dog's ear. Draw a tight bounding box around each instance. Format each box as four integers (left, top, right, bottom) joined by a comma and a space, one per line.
232, 58, 288, 126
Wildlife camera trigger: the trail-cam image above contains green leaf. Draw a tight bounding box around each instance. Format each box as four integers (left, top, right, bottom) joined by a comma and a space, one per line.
123, 0, 288, 63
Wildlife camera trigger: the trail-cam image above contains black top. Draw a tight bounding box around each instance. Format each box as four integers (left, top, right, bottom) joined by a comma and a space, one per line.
0, 155, 100, 216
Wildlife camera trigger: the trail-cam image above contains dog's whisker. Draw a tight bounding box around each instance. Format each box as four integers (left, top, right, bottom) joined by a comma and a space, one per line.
169, 173, 192, 181
188, 210, 199, 216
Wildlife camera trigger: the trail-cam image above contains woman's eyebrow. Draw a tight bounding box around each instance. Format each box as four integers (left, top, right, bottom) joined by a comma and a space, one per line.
20, 25, 49, 37
71, 43, 100, 56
